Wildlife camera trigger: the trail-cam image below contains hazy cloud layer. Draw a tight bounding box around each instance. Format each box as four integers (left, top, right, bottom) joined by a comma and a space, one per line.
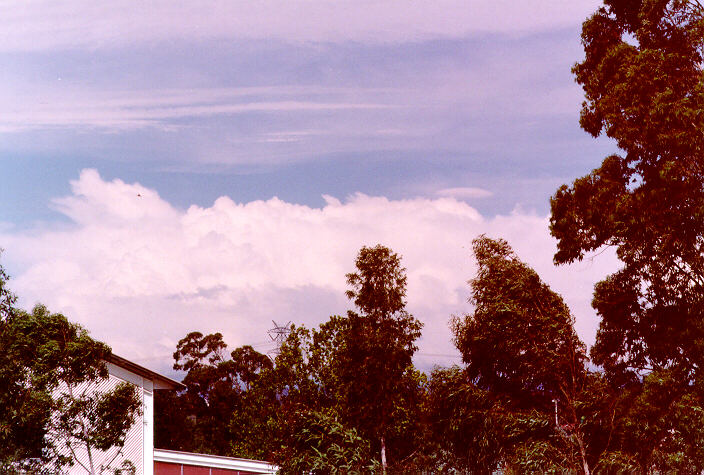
436, 187, 493, 199
1, 170, 617, 374
1, 5, 613, 226
2, 1, 600, 51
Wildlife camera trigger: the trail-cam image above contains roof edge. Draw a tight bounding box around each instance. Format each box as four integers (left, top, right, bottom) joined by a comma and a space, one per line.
153, 449, 277, 473
108, 354, 185, 390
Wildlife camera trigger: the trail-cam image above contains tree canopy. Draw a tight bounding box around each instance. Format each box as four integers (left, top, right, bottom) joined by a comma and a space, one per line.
546, 0, 704, 470
0, 259, 141, 473
450, 236, 591, 473
551, 0, 704, 380
454, 236, 586, 401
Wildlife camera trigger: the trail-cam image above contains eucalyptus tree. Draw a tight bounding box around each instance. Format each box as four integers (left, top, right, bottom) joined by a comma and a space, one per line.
450, 236, 591, 473
552, 0, 704, 382
157, 331, 276, 459
267, 245, 424, 472
549, 0, 704, 469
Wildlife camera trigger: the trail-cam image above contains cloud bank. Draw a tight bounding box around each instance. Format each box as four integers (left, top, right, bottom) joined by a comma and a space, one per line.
2, 1, 600, 51
0, 170, 617, 374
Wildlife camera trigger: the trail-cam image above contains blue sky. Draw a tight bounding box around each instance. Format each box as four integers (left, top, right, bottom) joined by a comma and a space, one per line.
0, 0, 618, 375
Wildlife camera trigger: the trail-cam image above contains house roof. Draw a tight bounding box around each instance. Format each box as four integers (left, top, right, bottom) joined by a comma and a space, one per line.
108, 353, 185, 390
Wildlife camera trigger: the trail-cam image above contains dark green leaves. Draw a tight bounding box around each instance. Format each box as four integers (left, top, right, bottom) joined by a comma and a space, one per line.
454, 236, 585, 401
547, 1, 704, 470
157, 331, 277, 459
0, 303, 114, 467
345, 245, 408, 319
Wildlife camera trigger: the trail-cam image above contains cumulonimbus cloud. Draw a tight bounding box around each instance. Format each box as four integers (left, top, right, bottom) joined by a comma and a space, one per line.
0, 169, 617, 374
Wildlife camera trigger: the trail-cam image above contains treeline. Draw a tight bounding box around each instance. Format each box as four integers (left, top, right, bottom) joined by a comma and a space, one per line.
154, 238, 704, 473
154, 1, 704, 471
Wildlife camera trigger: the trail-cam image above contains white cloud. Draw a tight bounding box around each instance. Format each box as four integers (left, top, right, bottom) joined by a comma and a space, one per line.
0, 170, 617, 374
1, 0, 601, 51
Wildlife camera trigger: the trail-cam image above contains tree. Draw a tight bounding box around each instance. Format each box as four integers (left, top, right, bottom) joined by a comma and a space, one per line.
156, 246, 425, 471
345, 245, 408, 319
266, 245, 424, 472
51, 378, 141, 474
454, 237, 587, 401
0, 251, 14, 321
274, 410, 378, 475
156, 331, 276, 460
337, 245, 423, 471
422, 365, 504, 472
451, 236, 591, 473
0, 257, 48, 468
549, 1, 704, 468
306, 314, 424, 472
0, 253, 46, 467
551, 0, 704, 381
0, 299, 141, 473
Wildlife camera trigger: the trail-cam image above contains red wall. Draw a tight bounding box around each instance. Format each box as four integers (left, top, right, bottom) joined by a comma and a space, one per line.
155, 461, 265, 475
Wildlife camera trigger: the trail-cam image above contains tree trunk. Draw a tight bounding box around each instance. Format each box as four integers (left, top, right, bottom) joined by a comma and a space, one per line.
380, 435, 387, 474
69, 383, 96, 475
86, 443, 95, 475
576, 434, 590, 475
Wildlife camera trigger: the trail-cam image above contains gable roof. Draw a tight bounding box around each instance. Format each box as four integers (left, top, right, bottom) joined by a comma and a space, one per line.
108, 353, 184, 390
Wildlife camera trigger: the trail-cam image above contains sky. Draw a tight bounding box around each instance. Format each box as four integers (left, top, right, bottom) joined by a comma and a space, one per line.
0, 0, 620, 377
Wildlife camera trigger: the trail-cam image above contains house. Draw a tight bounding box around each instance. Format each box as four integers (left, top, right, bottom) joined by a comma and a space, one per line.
62, 354, 277, 475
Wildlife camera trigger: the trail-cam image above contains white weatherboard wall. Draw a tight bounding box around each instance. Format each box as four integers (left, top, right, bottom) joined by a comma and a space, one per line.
106, 361, 155, 475
55, 363, 153, 475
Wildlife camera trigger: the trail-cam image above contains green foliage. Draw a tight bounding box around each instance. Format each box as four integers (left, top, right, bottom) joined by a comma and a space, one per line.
345, 244, 408, 319
594, 368, 704, 472
454, 236, 586, 402
111, 460, 136, 475
155, 233, 704, 472
0, 301, 108, 466
329, 245, 423, 467
53, 382, 142, 452
156, 245, 424, 470
443, 237, 591, 472
551, 0, 704, 379
423, 366, 504, 472
309, 311, 423, 455
549, 1, 704, 470
156, 331, 276, 460
0, 261, 141, 474
275, 410, 379, 474
154, 389, 197, 452
0, 303, 52, 465
0, 251, 15, 322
